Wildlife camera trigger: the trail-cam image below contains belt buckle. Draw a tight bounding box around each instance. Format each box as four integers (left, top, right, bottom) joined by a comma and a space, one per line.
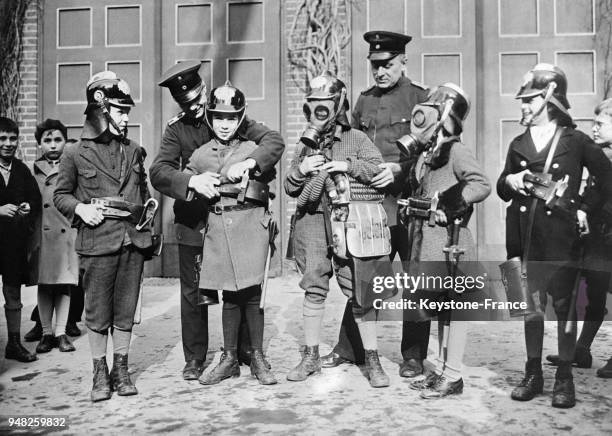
213, 203, 225, 214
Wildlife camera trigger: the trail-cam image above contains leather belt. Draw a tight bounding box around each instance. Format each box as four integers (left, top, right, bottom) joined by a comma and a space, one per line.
208, 202, 261, 214
91, 197, 144, 221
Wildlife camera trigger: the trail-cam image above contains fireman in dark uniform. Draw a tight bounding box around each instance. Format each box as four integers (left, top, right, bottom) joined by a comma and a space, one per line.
150, 61, 284, 381
498, 64, 612, 408
321, 31, 431, 378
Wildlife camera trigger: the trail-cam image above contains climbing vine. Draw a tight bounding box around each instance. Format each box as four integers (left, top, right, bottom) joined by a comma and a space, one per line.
287, 0, 352, 93
0, 0, 34, 119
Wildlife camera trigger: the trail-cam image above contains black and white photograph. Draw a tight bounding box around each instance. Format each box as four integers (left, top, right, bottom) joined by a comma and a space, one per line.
0, 0, 611, 434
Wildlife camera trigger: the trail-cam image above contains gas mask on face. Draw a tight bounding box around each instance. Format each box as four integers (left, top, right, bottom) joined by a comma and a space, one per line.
301, 89, 346, 149
396, 100, 454, 158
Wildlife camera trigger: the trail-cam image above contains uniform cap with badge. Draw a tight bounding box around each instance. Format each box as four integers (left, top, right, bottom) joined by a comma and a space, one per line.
364, 30, 412, 61
158, 60, 206, 105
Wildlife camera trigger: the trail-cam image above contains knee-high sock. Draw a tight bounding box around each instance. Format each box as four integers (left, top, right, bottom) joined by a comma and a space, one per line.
244, 288, 264, 350
3, 284, 22, 334
54, 294, 70, 336
88, 328, 108, 359
112, 328, 132, 355
303, 299, 324, 346
577, 321, 603, 350
557, 319, 577, 362
38, 288, 55, 336
435, 321, 467, 381
222, 299, 241, 352
524, 313, 545, 359
354, 316, 377, 350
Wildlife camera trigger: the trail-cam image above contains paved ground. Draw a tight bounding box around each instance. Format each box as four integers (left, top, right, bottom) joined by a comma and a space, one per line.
0, 274, 611, 435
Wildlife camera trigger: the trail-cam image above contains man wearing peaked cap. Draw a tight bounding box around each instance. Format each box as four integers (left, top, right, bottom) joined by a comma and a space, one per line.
150, 61, 285, 381
321, 30, 431, 379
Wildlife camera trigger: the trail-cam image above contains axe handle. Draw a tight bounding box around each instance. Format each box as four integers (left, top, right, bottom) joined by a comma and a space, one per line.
260, 245, 272, 309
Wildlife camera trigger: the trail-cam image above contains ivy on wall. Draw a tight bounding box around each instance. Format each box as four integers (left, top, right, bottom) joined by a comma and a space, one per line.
287, 0, 352, 93
598, 0, 612, 98
0, 0, 33, 120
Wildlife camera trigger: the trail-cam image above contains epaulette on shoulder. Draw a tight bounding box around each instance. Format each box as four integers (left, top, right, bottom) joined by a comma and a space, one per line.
361, 84, 377, 95
167, 112, 185, 126
411, 80, 428, 91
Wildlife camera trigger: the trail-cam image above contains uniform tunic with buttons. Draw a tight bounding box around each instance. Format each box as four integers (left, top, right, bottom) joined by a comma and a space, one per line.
352, 75, 429, 225
184, 138, 274, 291
497, 127, 612, 293
28, 159, 78, 285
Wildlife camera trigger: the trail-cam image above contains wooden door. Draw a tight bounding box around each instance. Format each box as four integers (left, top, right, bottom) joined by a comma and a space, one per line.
479, 0, 598, 260
350, 0, 479, 242
159, 0, 282, 275
41, 0, 162, 273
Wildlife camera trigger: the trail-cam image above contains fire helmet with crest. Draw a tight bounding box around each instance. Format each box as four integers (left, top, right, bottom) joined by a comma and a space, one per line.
515, 63, 571, 125
82, 71, 134, 139
204, 80, 247, 139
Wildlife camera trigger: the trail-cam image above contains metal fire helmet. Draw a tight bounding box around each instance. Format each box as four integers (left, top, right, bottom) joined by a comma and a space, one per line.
396, 82, 470, 156
301, 71, 350, 148
83, 71, 134, 139
204, 80, 247, 140
515, 63, 571, 126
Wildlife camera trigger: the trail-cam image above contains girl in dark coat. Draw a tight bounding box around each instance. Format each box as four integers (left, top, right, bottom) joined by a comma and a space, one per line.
498, 64, 612, 408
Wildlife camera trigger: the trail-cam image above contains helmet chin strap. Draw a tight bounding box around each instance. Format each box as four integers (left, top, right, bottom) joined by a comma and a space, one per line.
427, 97, 455, 152
520, 82, 557, 127
93, 91, 128, 143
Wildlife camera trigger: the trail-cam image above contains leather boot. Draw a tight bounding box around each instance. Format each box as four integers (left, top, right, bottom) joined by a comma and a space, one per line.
250, 349, 277, 385
91, 357, 112, 402
110, 354, 138, 396
5, 333, 37, 362
65, 322, 82, 337
399, 358, 424, 378
552, 362, 575, 408
199, 350, 240, 385
36, 334, 58, 353
409, 372, 441, 391
545, 345, 592, 368
511, 358, 544, 401
24, 322, 42, 342
364, 349, 390, 388
597, 358, 612, 378
286, 345, 321, 381
321, 351, 350, 368
57, 335, 75, 352
420, 375, 464, 399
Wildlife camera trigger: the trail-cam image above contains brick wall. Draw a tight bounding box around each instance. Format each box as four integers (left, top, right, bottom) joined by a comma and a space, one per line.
281, 1, 351, 258
16, 0, 40, 162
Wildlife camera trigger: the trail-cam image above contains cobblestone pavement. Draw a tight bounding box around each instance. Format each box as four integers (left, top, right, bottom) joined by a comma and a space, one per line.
1, 274, 611, 435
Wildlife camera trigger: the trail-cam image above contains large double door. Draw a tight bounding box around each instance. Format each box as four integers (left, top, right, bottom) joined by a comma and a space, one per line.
42, 0, 281, 276
351, 0, 599, 261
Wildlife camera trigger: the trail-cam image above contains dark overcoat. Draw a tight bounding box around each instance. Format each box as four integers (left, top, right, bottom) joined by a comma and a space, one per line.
149, 116, 285, 246
184, 139, 275, 291
497, 126, 612, 291
0, 158, 41, 285
54, 137, 152, 256
28, 159, 79, 285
